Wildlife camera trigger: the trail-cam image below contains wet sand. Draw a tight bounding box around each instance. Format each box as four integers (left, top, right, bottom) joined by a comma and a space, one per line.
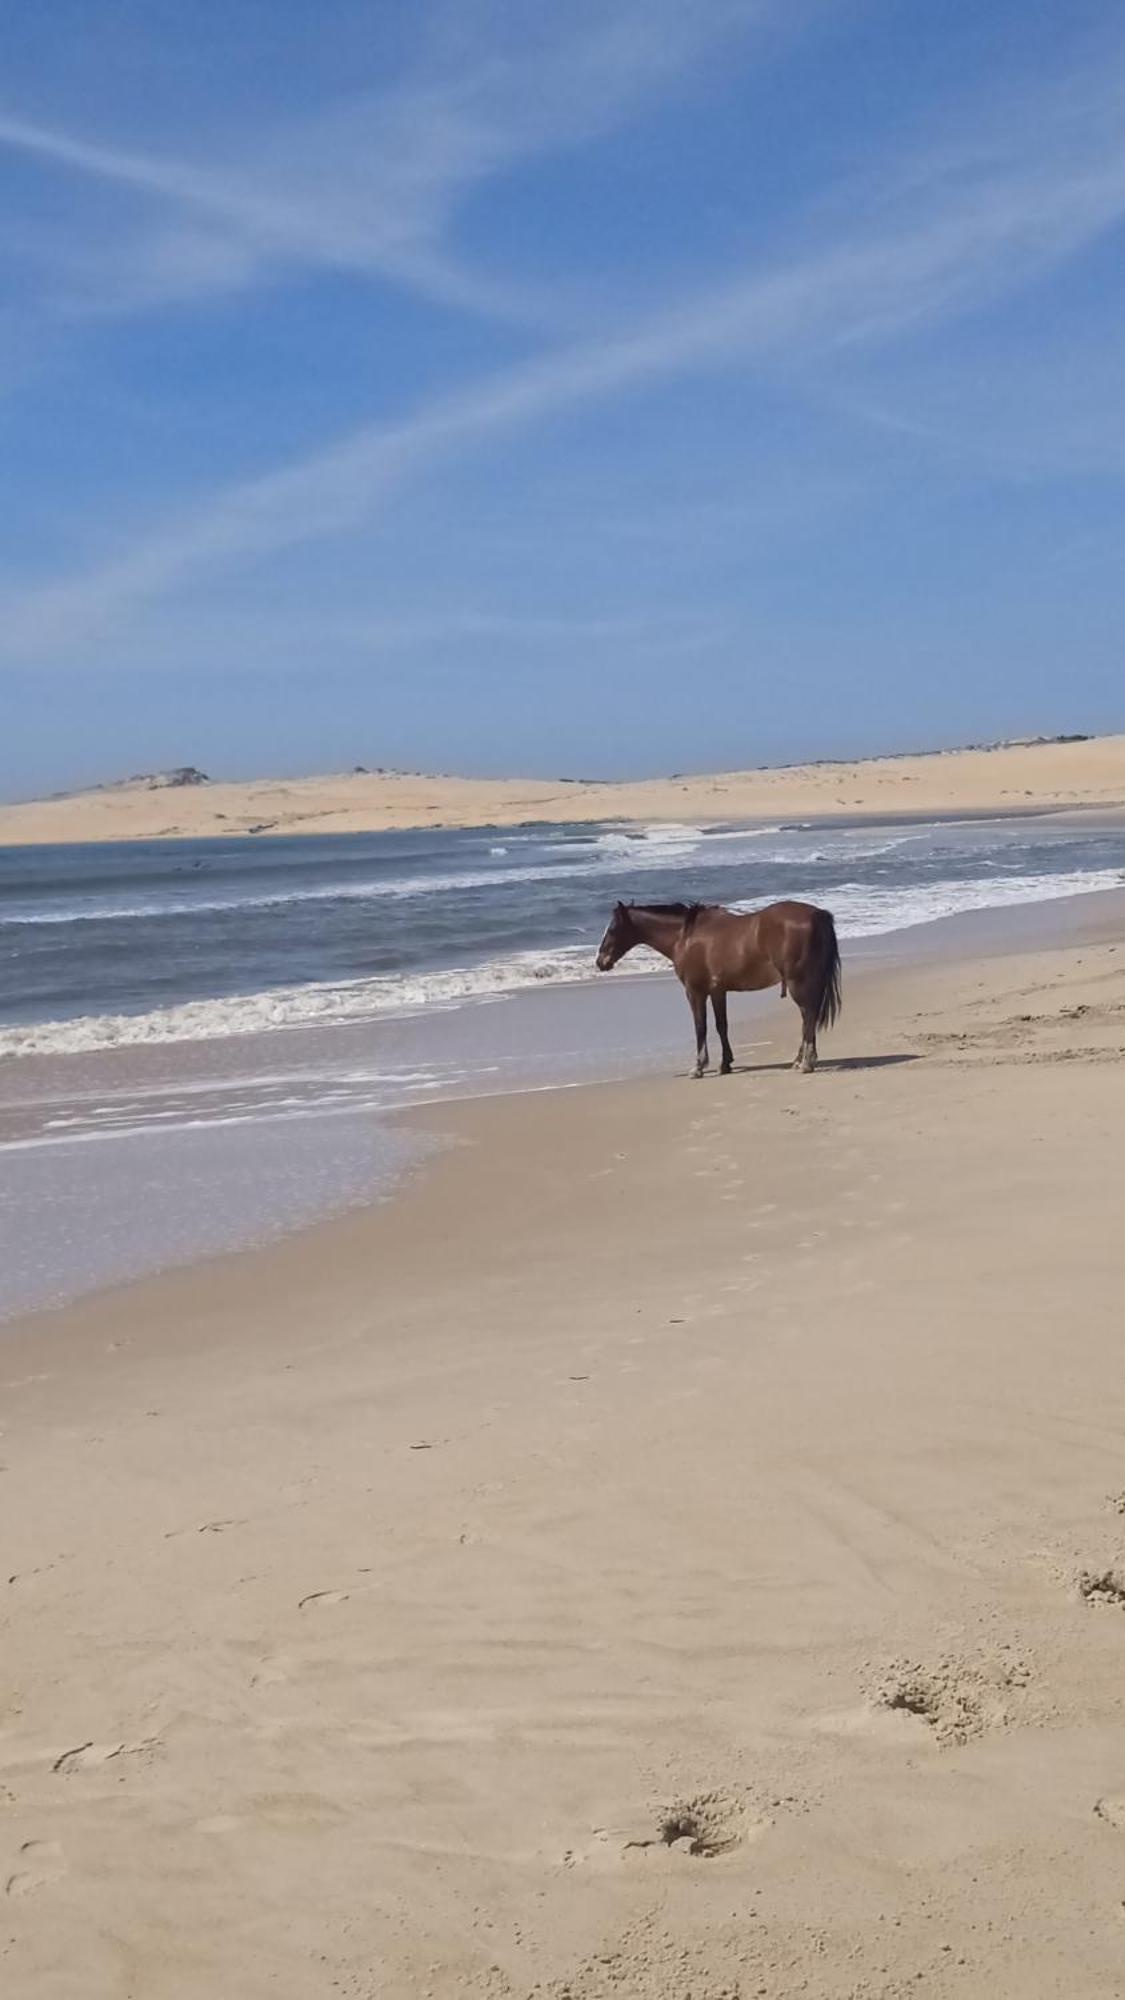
3, 732, 1125, 843
4, 897, 1125, 1996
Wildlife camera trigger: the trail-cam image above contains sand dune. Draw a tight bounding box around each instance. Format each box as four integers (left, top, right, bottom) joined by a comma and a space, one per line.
4, 900, 1125, 1994
3, 732, 1125, 844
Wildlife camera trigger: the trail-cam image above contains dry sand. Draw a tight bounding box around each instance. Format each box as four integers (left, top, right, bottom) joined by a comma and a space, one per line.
4, 906, 1125, 1996
3, 733, 1125, 844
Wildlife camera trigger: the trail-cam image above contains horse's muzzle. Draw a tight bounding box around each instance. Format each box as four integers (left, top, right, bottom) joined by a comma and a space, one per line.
595, 951, 613, 971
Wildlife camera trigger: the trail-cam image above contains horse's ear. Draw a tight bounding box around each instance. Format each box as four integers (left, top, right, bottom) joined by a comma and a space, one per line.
614, 900, 625, 914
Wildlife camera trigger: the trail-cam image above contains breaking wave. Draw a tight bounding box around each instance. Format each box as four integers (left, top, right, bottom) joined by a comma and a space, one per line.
4, 864, 1121, 1059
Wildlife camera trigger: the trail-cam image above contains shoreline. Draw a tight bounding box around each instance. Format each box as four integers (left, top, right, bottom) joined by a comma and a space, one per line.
11, 877, 1123, 1377
6, 876, 1124, 1348
3, 732, 1124, 845
4, 892, 1125, 1994
5, 883, 1125, 1326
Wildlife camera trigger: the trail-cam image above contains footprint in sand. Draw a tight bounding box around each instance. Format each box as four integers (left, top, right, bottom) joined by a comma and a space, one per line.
7, 1562, 62, 1587
5, 1839, 66, 1897
1094, 1797, 1125, 1829
53, 1737, 161, 1775
53, 1741, 123, 1774
164, 1518, 246, 1539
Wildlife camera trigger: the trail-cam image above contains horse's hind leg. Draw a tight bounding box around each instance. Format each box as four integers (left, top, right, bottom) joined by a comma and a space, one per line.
788, 985, 818, 1072
687, 985, 710, 1078
795, 998, 818, 1073
712, 990, 734, 1074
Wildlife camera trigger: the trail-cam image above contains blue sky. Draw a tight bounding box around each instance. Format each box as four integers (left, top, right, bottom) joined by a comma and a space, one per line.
3, 0, 1125, 794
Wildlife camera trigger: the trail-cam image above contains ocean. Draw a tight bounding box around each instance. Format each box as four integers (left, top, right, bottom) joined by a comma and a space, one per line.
3, 809, 1123, 1316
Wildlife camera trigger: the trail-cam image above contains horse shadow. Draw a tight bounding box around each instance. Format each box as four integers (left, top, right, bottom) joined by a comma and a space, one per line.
720, 1052, 919, 1077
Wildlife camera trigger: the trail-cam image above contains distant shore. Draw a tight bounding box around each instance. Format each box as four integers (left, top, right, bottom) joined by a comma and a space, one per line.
3, 732, 1124, 844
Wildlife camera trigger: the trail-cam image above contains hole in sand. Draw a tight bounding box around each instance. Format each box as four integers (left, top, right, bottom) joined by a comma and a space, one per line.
882, 1678, 943, 1723
654, 1794, 739, 1858
1078, 1568, 1125, 1606
871, 1659, 1007, 1747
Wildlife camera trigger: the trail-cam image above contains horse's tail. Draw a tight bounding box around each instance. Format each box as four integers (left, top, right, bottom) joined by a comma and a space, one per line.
814, 909, 842, 1032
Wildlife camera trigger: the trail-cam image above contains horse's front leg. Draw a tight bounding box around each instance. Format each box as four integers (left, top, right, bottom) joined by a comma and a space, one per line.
712, 989, 734, 1074
687, 985, 709, 1078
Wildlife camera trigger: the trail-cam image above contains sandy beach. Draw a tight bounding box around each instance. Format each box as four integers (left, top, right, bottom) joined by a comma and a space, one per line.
4, 898, 1125, 1996
3, 734, 1125, 845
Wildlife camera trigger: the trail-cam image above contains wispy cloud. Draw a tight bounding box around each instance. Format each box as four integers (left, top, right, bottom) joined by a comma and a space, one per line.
0, 105, 532, 323
0, 1, 775, 324
7, 50, 1125, 667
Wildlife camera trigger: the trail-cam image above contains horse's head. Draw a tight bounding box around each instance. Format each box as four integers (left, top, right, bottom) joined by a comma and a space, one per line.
596, 901, 634, 971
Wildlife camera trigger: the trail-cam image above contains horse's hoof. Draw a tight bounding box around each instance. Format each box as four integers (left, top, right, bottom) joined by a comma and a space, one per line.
720, 1065, 733, 1076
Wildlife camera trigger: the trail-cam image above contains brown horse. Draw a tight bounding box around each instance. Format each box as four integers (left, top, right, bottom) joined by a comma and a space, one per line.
595, 898, 841, 1077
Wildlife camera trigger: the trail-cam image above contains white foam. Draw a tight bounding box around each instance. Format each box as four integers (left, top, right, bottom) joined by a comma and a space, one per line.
591, 821, 782, 859
0, 945, 607, 1058
3, 864, 1120, 1061
820, 866, 1125, 938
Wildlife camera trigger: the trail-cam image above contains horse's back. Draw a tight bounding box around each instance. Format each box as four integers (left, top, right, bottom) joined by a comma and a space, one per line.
758, 898, 822, 925
755, 898, 830, 960
706, 899, 821, 948
680, 898, 830, 991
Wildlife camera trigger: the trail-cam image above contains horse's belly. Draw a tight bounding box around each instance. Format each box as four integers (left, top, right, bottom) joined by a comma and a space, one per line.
729, 960, 781, 994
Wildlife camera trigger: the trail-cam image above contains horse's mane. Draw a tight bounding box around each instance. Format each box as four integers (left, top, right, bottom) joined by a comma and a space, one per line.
629, 900, 708, 930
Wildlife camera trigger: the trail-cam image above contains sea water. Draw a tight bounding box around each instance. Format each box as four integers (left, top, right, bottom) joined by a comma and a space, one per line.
2, 811, 1123, 1315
